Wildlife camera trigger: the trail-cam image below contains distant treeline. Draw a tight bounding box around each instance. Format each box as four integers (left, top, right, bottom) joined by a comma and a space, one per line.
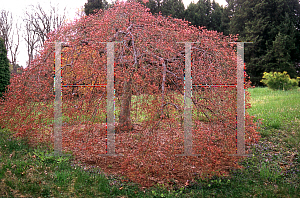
85, 0, 300, 86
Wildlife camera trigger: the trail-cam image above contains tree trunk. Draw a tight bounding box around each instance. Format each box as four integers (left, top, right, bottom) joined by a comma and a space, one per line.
118, 77, 133, 132
12, 63, 17, 74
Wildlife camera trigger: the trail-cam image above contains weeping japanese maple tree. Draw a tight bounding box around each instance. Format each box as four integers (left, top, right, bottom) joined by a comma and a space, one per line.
0, 0, 260, 187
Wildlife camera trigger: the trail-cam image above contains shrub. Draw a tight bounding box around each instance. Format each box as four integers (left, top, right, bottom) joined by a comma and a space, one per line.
260, 71, 299, 90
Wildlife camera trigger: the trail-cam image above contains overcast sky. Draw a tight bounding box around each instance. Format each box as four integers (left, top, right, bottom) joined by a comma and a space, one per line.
2, 0, 228, 67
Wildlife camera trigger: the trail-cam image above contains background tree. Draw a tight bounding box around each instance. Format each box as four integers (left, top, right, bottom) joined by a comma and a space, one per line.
0, 10, 11, 51
220, 1, 231, 35
138, 0, 185, 19
23, 3, 67, 67
0, 10, 20, 74
184, 0, 210, 29
23, 16, 40, 68
138, 0, 229, 34
184, 0, 227, 33
0, 37, 10, 98
209, 0, 225, 32
228, 0, 300, 85
84, 0, 109, 16
160, 0, 185, 19
8, 23, 20, 75
137, 0, 162, 15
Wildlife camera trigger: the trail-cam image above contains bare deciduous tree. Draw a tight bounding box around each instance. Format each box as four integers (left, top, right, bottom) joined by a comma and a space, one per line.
0, 10, 12, 48
0, 10, 20, 74
23, 17, 40, 68
23, 3, 67, 66
9, 24, 20, 74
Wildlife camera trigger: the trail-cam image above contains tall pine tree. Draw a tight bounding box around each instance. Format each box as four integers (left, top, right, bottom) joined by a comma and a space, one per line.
84, 0, 109, 16
0, 37, 10, 98
185, 0, 211, 29
184, 0, 227, 33
138, 0, 185, 19
228, 0, 300, 85
160, 0, 185, 19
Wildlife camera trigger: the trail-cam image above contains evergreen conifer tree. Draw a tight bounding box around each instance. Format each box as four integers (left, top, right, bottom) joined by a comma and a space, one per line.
84, 0, 109, 16
0, 37, 10, 98
228, 0, 300, 85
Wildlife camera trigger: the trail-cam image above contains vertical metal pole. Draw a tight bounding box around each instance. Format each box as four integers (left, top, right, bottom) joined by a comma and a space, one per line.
98, 42, 122, 157
106, 42, 116, 155
176, 42, 200, 157
54, 41, 62, 155
184, 42, 193, 155
236, 42, 246, 156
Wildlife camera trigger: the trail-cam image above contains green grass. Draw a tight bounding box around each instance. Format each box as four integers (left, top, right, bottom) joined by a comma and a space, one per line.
247, 87, 300, 128
61, 92, 210, 124
0, 87, 299, 197
24, 92, 211, 126
0, 129, 147, 197
247, 87, 300, 148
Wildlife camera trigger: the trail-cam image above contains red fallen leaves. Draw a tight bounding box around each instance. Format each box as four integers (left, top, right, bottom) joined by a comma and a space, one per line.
59, 118, 254, 187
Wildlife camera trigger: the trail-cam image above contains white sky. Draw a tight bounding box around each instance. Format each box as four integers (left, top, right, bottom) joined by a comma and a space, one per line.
1, 0, 228, 67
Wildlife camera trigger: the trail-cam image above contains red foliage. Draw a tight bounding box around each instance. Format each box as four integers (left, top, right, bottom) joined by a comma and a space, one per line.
0, 1, 260, 188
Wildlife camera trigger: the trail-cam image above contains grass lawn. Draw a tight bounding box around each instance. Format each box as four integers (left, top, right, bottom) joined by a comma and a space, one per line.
0, 87, 299, 197
247, 87, 300, 147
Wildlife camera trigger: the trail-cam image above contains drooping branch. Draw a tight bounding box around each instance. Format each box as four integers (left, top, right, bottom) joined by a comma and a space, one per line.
160, 60, 167, 117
